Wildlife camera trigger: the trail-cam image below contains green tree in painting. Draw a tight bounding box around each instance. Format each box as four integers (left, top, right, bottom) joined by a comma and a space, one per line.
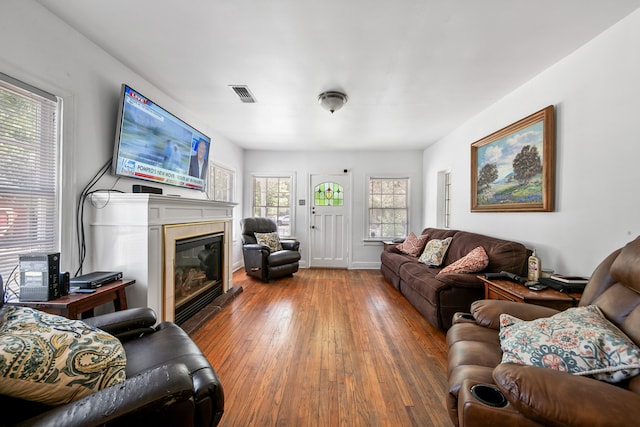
512, 145, 542, 184
478, 163, 498, 190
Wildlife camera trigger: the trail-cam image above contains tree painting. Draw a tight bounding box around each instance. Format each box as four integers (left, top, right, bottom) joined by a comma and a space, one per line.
475, 121, 544, 205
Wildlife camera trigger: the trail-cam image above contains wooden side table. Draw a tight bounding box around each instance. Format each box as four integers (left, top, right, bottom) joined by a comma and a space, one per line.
479, 276, 581, 311
6, 279, 136, 319
382, 241, 397, 251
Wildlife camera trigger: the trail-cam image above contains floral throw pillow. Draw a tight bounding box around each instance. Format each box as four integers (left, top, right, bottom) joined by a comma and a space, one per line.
254, 231, 283, 252
396, 232, 429, 257
0, 306, 127, 405
418, 237, 453, 267
438, 246, 489, 275
499, 305, 640, 383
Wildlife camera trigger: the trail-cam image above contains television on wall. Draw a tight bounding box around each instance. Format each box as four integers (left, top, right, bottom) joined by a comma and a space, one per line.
111, 84, 210, 191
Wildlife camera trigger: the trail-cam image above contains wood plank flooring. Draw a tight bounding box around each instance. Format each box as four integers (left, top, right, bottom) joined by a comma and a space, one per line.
190, 268, 450, 427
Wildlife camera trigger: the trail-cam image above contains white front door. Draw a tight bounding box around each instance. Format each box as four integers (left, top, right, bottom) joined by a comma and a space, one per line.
309, 174, 350, 268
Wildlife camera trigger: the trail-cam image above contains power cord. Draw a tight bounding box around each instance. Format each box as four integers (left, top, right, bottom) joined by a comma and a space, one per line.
74, 159, 123, 277
2, 265, 20, 303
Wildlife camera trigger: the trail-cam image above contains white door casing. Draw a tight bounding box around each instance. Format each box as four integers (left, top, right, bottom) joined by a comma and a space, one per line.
309, 173, 350, 268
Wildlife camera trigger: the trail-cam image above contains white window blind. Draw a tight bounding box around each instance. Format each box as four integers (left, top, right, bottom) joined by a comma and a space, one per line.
0, 73, 60, 288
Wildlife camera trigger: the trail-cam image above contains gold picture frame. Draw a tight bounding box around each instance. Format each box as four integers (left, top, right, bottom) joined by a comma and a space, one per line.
471, 105, 555, 212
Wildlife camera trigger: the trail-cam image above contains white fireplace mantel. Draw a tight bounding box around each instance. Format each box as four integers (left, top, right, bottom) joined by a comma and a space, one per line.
88, 193, 236, 322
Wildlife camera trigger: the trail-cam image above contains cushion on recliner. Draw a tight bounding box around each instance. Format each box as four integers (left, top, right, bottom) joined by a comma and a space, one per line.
0, 306, 126, 405
499, 305, 640, 383
255, 231, 283, 252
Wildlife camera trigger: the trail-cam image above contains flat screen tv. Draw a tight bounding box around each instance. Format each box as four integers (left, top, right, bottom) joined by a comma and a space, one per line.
112, 84, 210, 191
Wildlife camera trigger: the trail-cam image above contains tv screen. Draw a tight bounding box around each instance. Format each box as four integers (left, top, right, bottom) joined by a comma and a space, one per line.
112, 84, 210, 191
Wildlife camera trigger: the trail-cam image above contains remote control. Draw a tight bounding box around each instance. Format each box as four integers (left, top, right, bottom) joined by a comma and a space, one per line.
75, 289, 96, 294
485, 271, 526, 284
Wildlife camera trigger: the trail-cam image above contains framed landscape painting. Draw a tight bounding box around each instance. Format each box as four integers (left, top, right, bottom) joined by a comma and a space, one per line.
471, 105, 555, 212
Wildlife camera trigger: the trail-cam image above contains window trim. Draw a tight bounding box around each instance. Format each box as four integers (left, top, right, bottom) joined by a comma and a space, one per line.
0, 73, 62, 289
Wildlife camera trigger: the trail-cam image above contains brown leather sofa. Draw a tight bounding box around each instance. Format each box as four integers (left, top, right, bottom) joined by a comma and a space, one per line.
446, 237, 640, 427
381, 228, 529, 330
0, 279, 224, 427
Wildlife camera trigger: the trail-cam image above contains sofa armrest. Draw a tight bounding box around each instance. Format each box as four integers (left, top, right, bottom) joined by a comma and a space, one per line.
281, 239, 300, 251
470, 299, 559, 329
494, 363, 640, 427
18, 364, 196, 427
435, 272, 484, 288
82, 307, 157, 339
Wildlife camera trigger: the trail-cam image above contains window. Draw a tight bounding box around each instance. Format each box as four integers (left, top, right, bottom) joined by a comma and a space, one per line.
208, 163, 235, 202
314, 182, 344, 206
0, 73, 61, 285
368, 177, 409, 239
437, 170, 452, 229
252, 175, 293, 236
444, 171, 451, 228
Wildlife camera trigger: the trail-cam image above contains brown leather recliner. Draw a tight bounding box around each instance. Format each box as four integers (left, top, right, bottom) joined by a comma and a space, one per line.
0, 276, 224, 427
446, 237, 640, 427
240, 217, 301, 282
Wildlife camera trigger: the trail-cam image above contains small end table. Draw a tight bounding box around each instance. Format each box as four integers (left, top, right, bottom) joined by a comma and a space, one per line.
382, 241, 396, 250
479, 276, 581, 311
6, 279, 136, 319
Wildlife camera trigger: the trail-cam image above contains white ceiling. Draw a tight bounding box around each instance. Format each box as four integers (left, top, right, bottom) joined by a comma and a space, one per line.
36, 0, 640, 151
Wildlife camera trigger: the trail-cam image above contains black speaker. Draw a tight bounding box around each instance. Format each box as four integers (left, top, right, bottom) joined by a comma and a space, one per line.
59, 272, 70, 296
19, 252, 60, 301
133, 184, 163, 194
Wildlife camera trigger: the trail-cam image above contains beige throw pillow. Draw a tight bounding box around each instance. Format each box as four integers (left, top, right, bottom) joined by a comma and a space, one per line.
254, 231, 283, 252
418, 237, 453, 266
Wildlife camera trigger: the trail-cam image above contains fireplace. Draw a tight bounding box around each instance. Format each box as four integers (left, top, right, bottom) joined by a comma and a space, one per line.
174, 233, 223, 325
89, 194, 235, 323
163, 220, 230, 323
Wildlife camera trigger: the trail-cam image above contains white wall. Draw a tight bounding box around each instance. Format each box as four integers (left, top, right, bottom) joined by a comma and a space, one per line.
0, 0, 245, 274
4, 0, 639, 276
423, 9, 640, 277
244, 150, 423, 269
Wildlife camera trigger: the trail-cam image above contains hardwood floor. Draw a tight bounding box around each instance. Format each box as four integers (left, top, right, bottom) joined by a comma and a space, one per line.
190, 268, 451, 427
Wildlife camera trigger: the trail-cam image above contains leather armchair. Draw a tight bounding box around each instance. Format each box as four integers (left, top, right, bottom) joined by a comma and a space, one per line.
446, 237, 640, 427
240, 217, 301, 282
0, 285, 224, 427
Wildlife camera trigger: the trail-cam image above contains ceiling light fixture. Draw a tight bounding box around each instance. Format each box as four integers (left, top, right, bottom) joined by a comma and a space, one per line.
318, 91, 347, 114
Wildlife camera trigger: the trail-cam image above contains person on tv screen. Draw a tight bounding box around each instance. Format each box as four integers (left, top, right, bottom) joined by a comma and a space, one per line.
163, 139, 181, 171
189, 138, 209, 179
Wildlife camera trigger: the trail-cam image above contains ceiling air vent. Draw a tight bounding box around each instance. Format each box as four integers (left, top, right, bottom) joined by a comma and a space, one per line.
229, 85, 256, 103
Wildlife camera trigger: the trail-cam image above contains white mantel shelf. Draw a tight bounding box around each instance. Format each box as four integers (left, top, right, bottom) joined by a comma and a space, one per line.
88, 193, 236, 322
89, 193, 236, 226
